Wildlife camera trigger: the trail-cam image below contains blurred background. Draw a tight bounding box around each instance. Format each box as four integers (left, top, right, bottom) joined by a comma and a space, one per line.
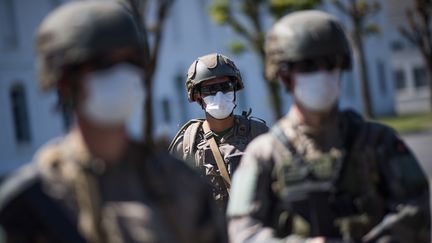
0, 0, 431, 178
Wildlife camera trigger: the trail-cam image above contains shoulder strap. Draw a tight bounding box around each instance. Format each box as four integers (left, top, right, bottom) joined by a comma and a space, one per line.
270, 123, 300, 159
183, 121, 203, 163
332, 110, 364, 187
341, 109, 363, 151
202, 121, 231, 194
168, 119, 203, 156
35, 139, 104, 243
74, 168, 105, 243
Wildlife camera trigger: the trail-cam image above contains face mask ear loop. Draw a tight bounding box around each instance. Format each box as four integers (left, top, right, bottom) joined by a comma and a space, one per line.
197, 89, 205, 110
233, 90, 237, 111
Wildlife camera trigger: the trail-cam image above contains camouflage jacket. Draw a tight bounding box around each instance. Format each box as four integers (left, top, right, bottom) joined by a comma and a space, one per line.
0, 130, 227, 243
227, 109, 430, 243
169, 114, 268, 211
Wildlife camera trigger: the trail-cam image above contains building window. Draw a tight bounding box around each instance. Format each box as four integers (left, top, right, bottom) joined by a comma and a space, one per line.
235, 73, 248, 112
393, 69, 406, 90
10, 84, 31, 144
161, 98, 172, 123
413, 66, 429, 89
0, 0, 18, 50
175, 73, 188, 123
170, 1, 181, 43
377, 60, 387, 95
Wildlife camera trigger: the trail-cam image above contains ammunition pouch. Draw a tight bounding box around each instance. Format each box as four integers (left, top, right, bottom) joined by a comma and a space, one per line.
275, 181, 361, 237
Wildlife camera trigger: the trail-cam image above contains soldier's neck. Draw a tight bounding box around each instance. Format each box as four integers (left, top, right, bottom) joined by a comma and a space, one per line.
205, 113, 235, 133
76, 116, 129, 164
292, 104, 337, 132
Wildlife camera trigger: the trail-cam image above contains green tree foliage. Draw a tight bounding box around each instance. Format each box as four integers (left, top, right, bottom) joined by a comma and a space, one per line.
270, 0, 321, 18
332, 0, 380, 118
228, 41, 247, 55
399, 0, 432, 109
208, 0, 320, 119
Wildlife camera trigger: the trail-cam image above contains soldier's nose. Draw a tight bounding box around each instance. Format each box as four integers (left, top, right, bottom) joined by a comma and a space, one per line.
214, 91, 224, 101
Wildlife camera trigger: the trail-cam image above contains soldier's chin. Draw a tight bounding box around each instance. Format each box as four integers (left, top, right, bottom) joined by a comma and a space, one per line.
206, 112, 233, 120
77, 112, 127, 129
298, 102, 338, 115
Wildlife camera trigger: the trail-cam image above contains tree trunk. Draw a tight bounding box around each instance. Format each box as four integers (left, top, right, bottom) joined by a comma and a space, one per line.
256, 49, 283, 120
352, 22, 374, 118
267, 80, 283, 119
426, 60, 432, 110
144, 76, 154, 146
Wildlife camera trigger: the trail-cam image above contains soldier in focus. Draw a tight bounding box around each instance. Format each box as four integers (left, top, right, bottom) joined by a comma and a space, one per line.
169, 53, 268, 212
0, 2, 226, 243
227, 10, 430, 243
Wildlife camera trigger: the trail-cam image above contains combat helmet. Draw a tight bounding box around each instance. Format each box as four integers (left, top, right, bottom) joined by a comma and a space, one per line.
265, 10, 351, 81
186, 53, 243, 102
35, 1, 142, 91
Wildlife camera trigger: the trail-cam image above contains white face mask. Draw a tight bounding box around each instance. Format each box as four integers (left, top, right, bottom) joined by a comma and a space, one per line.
203, 91, 235, 119
294, 70, 340, 112
80, 63, 144, 126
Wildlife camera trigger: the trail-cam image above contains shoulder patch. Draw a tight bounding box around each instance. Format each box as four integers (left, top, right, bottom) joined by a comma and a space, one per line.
234, 114, 268, 140
183, 121, 203, 155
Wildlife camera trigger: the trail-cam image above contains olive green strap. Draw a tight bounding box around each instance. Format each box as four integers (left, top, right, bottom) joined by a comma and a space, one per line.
202, 121, 231, 193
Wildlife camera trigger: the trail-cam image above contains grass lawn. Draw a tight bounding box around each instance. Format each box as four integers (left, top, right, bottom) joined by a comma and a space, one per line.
375, 112, 432, 134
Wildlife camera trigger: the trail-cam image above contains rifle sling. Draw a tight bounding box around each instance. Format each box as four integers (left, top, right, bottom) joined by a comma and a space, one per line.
202, 121, 231, 194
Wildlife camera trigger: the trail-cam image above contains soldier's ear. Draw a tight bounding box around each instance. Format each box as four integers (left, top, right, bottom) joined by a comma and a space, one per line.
58, 78, 73, 100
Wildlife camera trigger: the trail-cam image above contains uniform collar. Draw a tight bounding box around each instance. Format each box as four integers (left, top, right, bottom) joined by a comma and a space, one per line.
61, 128, 110, 174
286, 107, 340, 136
63, 128, 93, 166
283, 107, 343, 154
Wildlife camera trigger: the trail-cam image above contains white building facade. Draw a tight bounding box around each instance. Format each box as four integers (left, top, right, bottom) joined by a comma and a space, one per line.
0, 0, 429, 175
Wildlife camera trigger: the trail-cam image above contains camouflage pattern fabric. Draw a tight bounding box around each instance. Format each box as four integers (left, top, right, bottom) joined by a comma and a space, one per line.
227, 109, 430, 243
0, 130, 227, 243
169, 115, 268, 212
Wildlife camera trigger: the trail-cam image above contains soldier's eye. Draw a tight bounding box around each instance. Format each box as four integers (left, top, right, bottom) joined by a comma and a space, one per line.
293, 57, 338, 73
199, 81, 235, 96
294, 60, 320, 73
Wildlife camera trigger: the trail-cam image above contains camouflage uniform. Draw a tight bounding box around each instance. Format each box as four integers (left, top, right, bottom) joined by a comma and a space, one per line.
170, 115, 268, 211
228, 109, 430, 243
0, 130, 226, 243
0, 2, 226, 243
169, 53, 268, 211
227, 10, 430, 243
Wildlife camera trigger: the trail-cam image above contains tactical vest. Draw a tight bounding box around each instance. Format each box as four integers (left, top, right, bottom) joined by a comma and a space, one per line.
269, 110, 386, 241
169, 114, 268, 211
35, 134, 224, 243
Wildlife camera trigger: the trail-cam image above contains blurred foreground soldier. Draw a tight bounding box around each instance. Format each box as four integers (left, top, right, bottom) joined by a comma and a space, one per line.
227, 10, 430, 243
0, 2, 225, 243
169, 53, 268, 211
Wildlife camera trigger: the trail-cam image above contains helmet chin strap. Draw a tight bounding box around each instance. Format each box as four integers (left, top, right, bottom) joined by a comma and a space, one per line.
197, 97, 205, 110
